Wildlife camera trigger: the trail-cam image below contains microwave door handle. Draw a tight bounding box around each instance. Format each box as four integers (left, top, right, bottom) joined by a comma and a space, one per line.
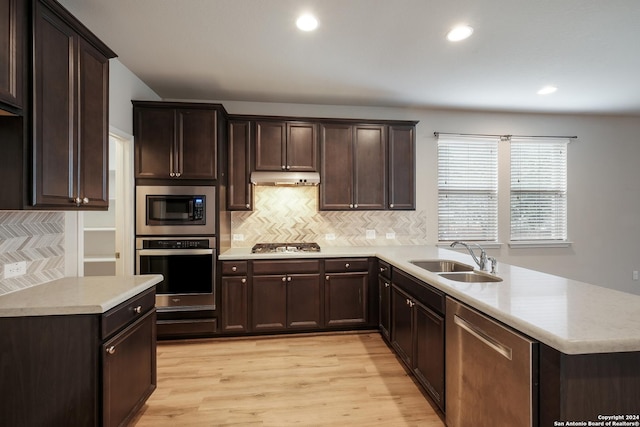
189, 199, 194, 219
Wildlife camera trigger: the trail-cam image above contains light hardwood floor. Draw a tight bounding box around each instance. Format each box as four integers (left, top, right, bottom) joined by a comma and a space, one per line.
131, 332, 445, 427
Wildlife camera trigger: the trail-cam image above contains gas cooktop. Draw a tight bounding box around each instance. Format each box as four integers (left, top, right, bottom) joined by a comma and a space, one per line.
251, 242, 321, 254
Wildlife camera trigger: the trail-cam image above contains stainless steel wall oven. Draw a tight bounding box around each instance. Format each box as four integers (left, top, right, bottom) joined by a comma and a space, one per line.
136, 237, 216, 310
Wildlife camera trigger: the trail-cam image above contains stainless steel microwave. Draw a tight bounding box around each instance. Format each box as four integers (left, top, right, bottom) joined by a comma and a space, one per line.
136, 186, 215, 236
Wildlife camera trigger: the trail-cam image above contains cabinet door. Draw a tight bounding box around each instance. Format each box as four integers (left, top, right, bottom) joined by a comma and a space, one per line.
319, 124, 353, 210
388, 125, 415, 210
391, 284, 413, 368
252, 275, 287, 331
32, 2, 77, 207
0, 0, 24, 111
134, 107, 175, 179
379, 274, 391, 341
353, 125, 387, 210
414, 301, 445, 411
221, 276, 248, 333
177, 109, 217, 179
228, 120, 252, 210
324, 272, 368, 327
103, 309, 156, 427
287, 273, 322, 329
77, 37, 109, 208
255, 121, 286, 171
287, 122, 317, 171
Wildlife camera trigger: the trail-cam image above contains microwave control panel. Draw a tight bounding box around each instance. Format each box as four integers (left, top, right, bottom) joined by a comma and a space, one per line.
193, 197, 204, 220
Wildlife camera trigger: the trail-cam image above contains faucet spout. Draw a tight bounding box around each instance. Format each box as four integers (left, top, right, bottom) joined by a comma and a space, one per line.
450, 241, 488, 270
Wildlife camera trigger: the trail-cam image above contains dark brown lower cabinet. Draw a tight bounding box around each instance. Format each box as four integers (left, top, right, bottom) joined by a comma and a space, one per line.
221, 275, 249, 333
378, 272, 391, 341
252, 275, 287, 331
324, 271, 368, 327
0, 287, 156, 426
287, 274, 322, 328
390, 272, 445, 412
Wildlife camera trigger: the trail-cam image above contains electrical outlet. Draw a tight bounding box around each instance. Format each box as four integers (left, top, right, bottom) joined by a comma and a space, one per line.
386, 232, 396, 240
4, 261, 26, 279
366, 229, 376, 239
325, 233, 336, 240
633, 271, 639, 281
232, 234, 244, 241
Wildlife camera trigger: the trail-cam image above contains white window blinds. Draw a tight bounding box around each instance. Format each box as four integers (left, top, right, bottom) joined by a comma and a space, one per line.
438, 135, 498, 241
510, 137, 568, 241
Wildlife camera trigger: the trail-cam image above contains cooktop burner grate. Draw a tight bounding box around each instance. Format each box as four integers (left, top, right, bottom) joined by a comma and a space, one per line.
251, 242, 321, 253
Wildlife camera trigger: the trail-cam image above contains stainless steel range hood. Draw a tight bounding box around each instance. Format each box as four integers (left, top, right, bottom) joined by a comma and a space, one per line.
250, 171, 320, 186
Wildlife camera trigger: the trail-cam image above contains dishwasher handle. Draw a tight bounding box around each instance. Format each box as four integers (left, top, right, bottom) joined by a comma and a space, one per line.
454, 314, 513, 360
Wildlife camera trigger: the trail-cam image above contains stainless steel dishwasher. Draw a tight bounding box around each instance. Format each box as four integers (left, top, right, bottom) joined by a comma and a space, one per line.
446, 297, 538, 427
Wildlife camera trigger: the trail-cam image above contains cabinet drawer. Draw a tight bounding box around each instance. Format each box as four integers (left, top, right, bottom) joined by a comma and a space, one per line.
102, 287, 156, 339
378, 260, 391, 279
325, 258, 369, 273
253, 260, 319, 275
392, 269, 445, 315
222, 261, 248, 275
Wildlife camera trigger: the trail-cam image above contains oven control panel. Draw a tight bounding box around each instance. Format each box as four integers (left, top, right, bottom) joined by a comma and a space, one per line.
142, 239, 210, 249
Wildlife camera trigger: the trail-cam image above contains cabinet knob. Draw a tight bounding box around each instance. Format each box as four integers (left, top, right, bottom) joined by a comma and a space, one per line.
406, 299, 411, 306
73, 197, 82, 206
281, 165, 286, 170
287, 276, 292, 282
82, 197, 89, 204
246, 204, 250, 209
345, 263, 350, 269
241, 278, 246, 284
282, 276, 287, 282
176, 172, 181, 177
390, 204, 394, 208
385, 282, 390, 288
133, 305, 142, 314
354, 204, 358, 208
170, 172, 175, 177
325, 275, 330, 281
286, 165, 290, 170
379, 267, 387, 273
232, 266, 237, 272
349, 204, 353, 208
106, 346, 116, 355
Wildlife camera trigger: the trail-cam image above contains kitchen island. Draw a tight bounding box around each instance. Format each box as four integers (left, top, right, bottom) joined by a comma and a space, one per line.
0, 274, 162, 427
220, 245, 640, 424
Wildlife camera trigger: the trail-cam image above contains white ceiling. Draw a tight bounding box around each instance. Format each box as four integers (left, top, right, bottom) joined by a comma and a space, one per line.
59, 0, 640, 115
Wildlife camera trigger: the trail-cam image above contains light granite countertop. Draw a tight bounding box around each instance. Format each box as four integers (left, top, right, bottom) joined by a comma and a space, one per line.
220, 245, 640, 355
0, 275, 163, 317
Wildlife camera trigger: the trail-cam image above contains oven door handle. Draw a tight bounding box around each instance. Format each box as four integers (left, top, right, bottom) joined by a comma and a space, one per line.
138, 249, 214, 256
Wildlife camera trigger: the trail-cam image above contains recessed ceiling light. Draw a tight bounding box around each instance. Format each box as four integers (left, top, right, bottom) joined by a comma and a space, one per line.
537, 86, 558, 95
296, 14, 318, 32
446, 25, 474, 42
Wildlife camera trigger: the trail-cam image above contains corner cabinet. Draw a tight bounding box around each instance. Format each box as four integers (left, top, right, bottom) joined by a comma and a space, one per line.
133, 102, 227, 182
0, 287, 157, 426
0, 0, 25, 113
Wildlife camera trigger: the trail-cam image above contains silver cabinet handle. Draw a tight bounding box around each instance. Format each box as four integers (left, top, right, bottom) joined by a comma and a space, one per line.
454, 314, 513, 360
133, 305, 142, 314
232, 266, 237, 272
106, 346, 116, 355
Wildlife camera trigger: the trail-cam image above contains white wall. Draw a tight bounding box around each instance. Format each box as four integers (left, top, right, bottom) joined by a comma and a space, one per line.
191, 99, 640, 295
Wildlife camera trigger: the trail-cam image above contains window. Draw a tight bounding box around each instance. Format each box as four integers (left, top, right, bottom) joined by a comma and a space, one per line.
510, 137, 568, 241
437, 135, 498, 242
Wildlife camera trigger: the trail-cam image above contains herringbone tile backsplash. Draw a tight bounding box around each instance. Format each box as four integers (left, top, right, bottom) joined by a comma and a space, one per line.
231, 187, 427, 247
0, 211, 65, 296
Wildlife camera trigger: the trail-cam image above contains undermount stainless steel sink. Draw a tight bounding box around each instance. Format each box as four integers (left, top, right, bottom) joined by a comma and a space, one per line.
439, 272, 503, 283
410, 259, 474, 273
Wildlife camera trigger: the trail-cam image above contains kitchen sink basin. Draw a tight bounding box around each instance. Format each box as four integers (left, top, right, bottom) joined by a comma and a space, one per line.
410, 259, 474, 273
439, 272, 503, 283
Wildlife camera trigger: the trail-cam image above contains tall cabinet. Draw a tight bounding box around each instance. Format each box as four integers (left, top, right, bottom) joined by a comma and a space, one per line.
0, 0, 25, 113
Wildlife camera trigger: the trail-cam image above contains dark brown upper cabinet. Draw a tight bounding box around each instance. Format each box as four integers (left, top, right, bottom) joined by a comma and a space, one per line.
134, 102, 224, 181
388, 125, 416, 210
32, 1, 114, 209
0, 0, 25, 114
228, 120, 253, 210
255, 120, 317, 171
320, 123, 387, 210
